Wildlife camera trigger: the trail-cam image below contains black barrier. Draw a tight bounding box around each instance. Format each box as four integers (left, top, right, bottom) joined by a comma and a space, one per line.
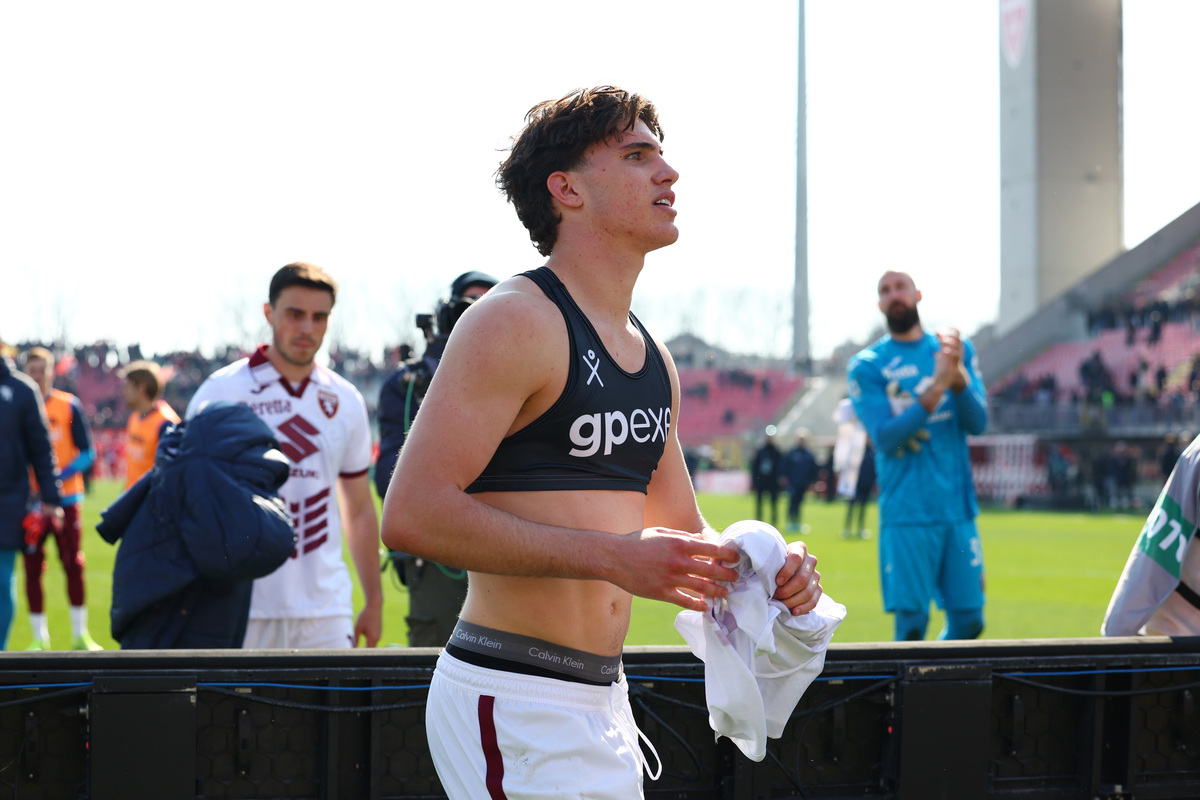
0, 638, 1197, 799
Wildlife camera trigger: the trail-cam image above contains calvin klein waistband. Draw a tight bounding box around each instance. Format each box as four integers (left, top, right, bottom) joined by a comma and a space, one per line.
446, 619, 623, 685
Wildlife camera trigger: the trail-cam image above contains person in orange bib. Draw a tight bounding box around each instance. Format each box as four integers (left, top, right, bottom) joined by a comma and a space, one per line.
21, 348, 102, 650
121, 360, 180, 489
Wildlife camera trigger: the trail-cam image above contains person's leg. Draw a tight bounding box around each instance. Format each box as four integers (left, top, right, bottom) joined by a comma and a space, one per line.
938, 609, 984, 640
0, 549, 17, 649
894, 609, 929, 641
786, 491, 801, 531
22, 543, 47, 647
428, 651, 647, 800
880, 524, 939, 641
59, 505, 86, 608
53, 505, 99, 648
935, 519, 986, 640
755, 488, 765, 522
22, 543, 45, 615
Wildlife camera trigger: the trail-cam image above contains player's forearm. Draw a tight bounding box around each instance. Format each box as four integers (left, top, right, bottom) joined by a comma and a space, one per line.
869, 401, 930, 453
60, 448, 95, 481
346, 509, 384, 608
955, 386, 989, 435
917, 372, 954, 414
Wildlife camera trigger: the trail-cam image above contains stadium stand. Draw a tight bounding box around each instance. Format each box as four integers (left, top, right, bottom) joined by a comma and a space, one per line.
6, 340, 388, 483
970, 200, 1200, 509
986, 209, 1200, 438
675, 366, 805, 449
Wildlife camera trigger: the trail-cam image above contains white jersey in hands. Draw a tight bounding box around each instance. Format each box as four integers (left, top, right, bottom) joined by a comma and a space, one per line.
675, 520, 846, 762
186, 345, 372, 621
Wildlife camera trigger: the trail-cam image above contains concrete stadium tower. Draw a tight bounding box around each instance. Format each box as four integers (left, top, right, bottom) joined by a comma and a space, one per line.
998, 0, 1123, 335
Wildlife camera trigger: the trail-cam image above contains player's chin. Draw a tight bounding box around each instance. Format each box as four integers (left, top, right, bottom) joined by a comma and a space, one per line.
646, 226, 680, 252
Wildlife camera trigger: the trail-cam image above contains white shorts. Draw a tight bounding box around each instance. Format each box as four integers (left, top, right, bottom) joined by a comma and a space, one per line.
242, 616, 354, 649
426, 650, 658, 799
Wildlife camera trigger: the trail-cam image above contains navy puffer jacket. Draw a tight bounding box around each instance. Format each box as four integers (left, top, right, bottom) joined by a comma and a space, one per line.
98, 401, 295, 648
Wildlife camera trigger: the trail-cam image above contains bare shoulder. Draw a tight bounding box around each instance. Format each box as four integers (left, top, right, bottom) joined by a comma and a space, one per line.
422, 272, 569, 431
441, 274, 564, 374
461, 274, 561, 336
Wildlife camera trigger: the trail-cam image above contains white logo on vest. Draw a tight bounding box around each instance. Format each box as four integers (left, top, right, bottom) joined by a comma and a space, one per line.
583, 350, 604, 387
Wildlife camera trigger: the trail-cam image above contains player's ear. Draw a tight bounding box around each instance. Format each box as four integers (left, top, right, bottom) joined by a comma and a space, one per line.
262, 302, 274, 325
547, 171, 583, 209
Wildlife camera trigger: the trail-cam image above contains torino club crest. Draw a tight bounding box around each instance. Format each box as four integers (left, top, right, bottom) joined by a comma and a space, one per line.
318, 389, 339, 419
1000, 0, 1030, 70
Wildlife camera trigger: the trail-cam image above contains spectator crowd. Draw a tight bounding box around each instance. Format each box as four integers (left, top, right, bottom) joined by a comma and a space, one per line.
3, 339, 391, 480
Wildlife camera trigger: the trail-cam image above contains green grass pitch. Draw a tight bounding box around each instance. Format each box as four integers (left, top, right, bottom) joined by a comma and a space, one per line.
10, 480, 1141, 650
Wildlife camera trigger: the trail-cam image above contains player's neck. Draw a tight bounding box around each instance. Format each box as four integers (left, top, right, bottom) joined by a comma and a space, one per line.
264, 345, 315, 385
889, 324, 925, 343
545, 243, 643, 326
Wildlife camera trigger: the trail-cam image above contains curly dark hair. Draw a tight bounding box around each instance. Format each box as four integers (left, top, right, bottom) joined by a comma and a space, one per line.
496, 86, 665, 257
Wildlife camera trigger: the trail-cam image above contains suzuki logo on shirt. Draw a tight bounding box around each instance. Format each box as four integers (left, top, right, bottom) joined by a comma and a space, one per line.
278, 415, 320, 463
568, 407, 670, 458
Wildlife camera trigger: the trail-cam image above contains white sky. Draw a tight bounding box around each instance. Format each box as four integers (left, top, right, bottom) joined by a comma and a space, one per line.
3, 1, 1199, 362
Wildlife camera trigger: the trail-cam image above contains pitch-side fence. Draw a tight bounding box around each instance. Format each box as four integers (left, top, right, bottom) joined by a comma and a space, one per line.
0, 637, 1196, 800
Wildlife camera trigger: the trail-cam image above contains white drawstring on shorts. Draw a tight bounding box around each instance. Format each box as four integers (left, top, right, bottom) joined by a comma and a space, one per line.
611, 682, 662, 781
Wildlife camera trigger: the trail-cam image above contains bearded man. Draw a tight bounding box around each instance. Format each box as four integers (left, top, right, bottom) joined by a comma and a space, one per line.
847, 271, 989, 641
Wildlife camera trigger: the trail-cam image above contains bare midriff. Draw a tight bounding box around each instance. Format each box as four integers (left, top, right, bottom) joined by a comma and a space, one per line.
459, 487, 645, 658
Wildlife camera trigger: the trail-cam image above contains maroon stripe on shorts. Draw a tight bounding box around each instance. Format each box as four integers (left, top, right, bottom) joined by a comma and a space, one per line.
478, 695, 507, 799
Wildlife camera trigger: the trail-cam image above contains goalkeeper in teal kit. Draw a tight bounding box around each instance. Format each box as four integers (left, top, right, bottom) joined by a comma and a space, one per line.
847, 271, 988, 641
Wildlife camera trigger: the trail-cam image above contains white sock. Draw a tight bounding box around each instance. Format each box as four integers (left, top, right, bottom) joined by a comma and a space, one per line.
69, 605, 88, 639
30, 612, 49, 643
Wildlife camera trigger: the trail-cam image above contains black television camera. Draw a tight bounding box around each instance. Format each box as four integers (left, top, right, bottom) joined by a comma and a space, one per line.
406, 293, 479, 398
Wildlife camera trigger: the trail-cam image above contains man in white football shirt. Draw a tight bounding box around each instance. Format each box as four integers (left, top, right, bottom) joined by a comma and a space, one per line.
188, 263, 383, 648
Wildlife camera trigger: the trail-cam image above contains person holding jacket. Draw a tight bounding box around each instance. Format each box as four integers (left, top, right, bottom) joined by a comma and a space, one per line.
97, 401, 296, 649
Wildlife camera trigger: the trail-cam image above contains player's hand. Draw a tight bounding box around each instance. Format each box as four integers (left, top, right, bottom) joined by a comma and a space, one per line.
773, 541, 822, 615
611, 528, 740, 611
353, 605, 383, 648
895, 428, 931, 458
934, 328, 964, 381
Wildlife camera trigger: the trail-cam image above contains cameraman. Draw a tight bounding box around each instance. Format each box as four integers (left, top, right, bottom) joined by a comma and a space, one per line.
375, 271, 497, 646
